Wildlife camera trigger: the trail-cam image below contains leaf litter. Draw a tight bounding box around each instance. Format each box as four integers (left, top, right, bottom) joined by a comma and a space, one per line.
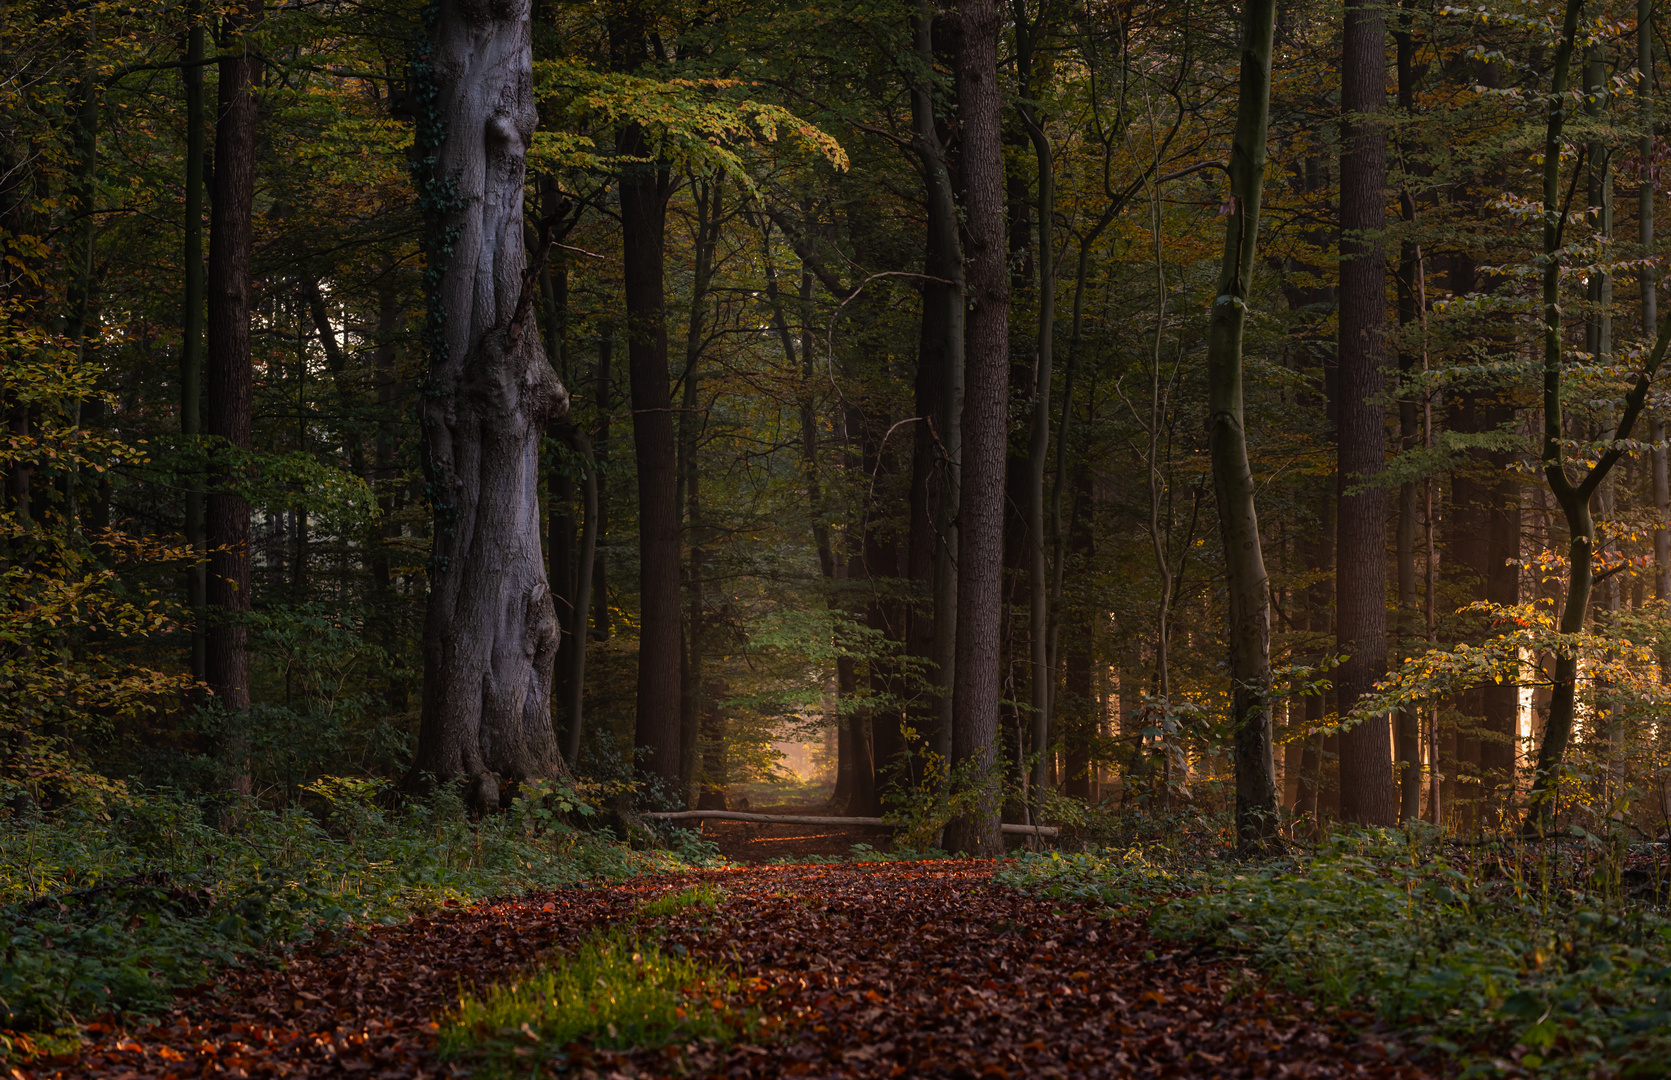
17, 860, 1432, 1078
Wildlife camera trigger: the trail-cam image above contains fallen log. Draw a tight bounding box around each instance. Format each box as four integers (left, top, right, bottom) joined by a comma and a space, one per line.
641, 810, 1058, 838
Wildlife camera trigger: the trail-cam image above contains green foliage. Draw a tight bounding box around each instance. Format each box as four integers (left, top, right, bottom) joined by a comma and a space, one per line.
638, 883, 727, 918
0, 785, 683, 1033
998, 828, 1671, 1076
440, 930, 750, 1076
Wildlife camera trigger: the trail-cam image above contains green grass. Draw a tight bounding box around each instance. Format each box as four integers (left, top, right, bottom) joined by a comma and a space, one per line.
997, 828, 1671, 1078
0, 782, 686, 1036
440, 931, 749, 1076
637, 882, 728, 918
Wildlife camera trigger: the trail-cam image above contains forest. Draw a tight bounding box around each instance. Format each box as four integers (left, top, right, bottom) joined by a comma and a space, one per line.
5, 0, 1671, 1075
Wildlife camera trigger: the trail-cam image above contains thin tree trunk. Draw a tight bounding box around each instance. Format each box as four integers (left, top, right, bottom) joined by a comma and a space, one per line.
1206, 0, 1280, 850
1335, 0, 1397, 825
205, 2, 261, 796
1646, 0, 1667, 615
181, 1, 208, 688
560, 425, 597, 766
1531, 0, 1671, 820
1393, 2, 1424, 822
593, 334, 611, 639
405, 0, 572, 804
678, 178, 722, 803
943, 0, 1009, 858
909, 6, 965, 766
1014, 0, 1056, 795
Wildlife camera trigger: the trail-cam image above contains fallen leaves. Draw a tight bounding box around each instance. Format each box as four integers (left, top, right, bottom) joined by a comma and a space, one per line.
16, 861, 1433, 1079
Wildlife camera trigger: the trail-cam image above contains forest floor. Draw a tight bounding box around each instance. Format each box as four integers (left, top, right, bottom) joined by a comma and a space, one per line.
25, 858, 1431, 1080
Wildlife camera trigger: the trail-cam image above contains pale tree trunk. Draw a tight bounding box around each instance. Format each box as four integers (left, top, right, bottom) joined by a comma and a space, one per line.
1335, 0, 1397, 825
206, 2, 260, 796
1206, 0, 1279, 850
943, 0, 1008, 858
406, 0, 571, 806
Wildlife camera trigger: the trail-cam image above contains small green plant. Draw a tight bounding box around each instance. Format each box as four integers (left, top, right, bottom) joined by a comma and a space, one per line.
998, 827, 1671, 1077
638, 883, 727, 918
0, 784, 689, 1033
440, 931, 748, 1076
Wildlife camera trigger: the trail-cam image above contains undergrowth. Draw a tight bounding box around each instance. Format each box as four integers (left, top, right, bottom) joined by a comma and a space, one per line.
0, 779, 687, 1036
442, 923, 752, 1075
997, 826, 1671, 1078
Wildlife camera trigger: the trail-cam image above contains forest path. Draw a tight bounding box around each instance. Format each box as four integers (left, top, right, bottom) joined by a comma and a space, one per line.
696, 803, 887, 864
38, 861, 1428, 1080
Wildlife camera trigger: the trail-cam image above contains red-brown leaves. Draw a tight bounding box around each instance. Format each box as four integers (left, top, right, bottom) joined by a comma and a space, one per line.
20, 862, 1433, 1079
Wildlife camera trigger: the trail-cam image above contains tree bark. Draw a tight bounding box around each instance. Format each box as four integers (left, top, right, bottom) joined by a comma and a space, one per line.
1013, 0, 1056, 796
908, 6, 965, 766
1335, 0, 1397, 825
593, 334, 611, 639
205, 2, 260, 795
942, 0, 1008, 858
1644, 1, 1668, 701
405, 0, 572, 805
1205, 0, 1280, 850
618, 136, 681, 790
559, 425, 597, 766
181, 1, 208, 689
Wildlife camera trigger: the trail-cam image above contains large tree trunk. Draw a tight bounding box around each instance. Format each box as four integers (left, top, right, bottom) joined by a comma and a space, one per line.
942, 0, 1008, 858
205, 3, 260, 795
405, 0, 571, 805
1335, 0, 1397, 825
1205, 0, 1280, 850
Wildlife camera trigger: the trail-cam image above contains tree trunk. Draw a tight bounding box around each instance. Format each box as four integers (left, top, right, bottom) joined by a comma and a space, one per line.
617, 138, 681, 789
908, 6, 965, 766
942, 0, 1008, 859
1205, 0, 1280, 850
181, 1, 208, 689
1530, 0, 1671, 820
1335, 0, 1397, 825
1393, 3, 1424, 822
405, 0, 572, 805
593, 334, 611, 640
205, 3, 260, 795
559, 425, 597, 766
1013, 0, 1056, 796
1646, 0, 1667, 615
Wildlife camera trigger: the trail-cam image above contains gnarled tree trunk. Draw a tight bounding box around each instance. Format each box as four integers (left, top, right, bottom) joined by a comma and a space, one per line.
406, 0, 571, 805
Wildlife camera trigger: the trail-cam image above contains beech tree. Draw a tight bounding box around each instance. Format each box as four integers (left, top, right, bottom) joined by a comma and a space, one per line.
942, 0, 1008, 858
1335, 0, 1397, 825
405, 0, 572, 803
1206, 0, 1279, 850
205, 1, 261, 794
